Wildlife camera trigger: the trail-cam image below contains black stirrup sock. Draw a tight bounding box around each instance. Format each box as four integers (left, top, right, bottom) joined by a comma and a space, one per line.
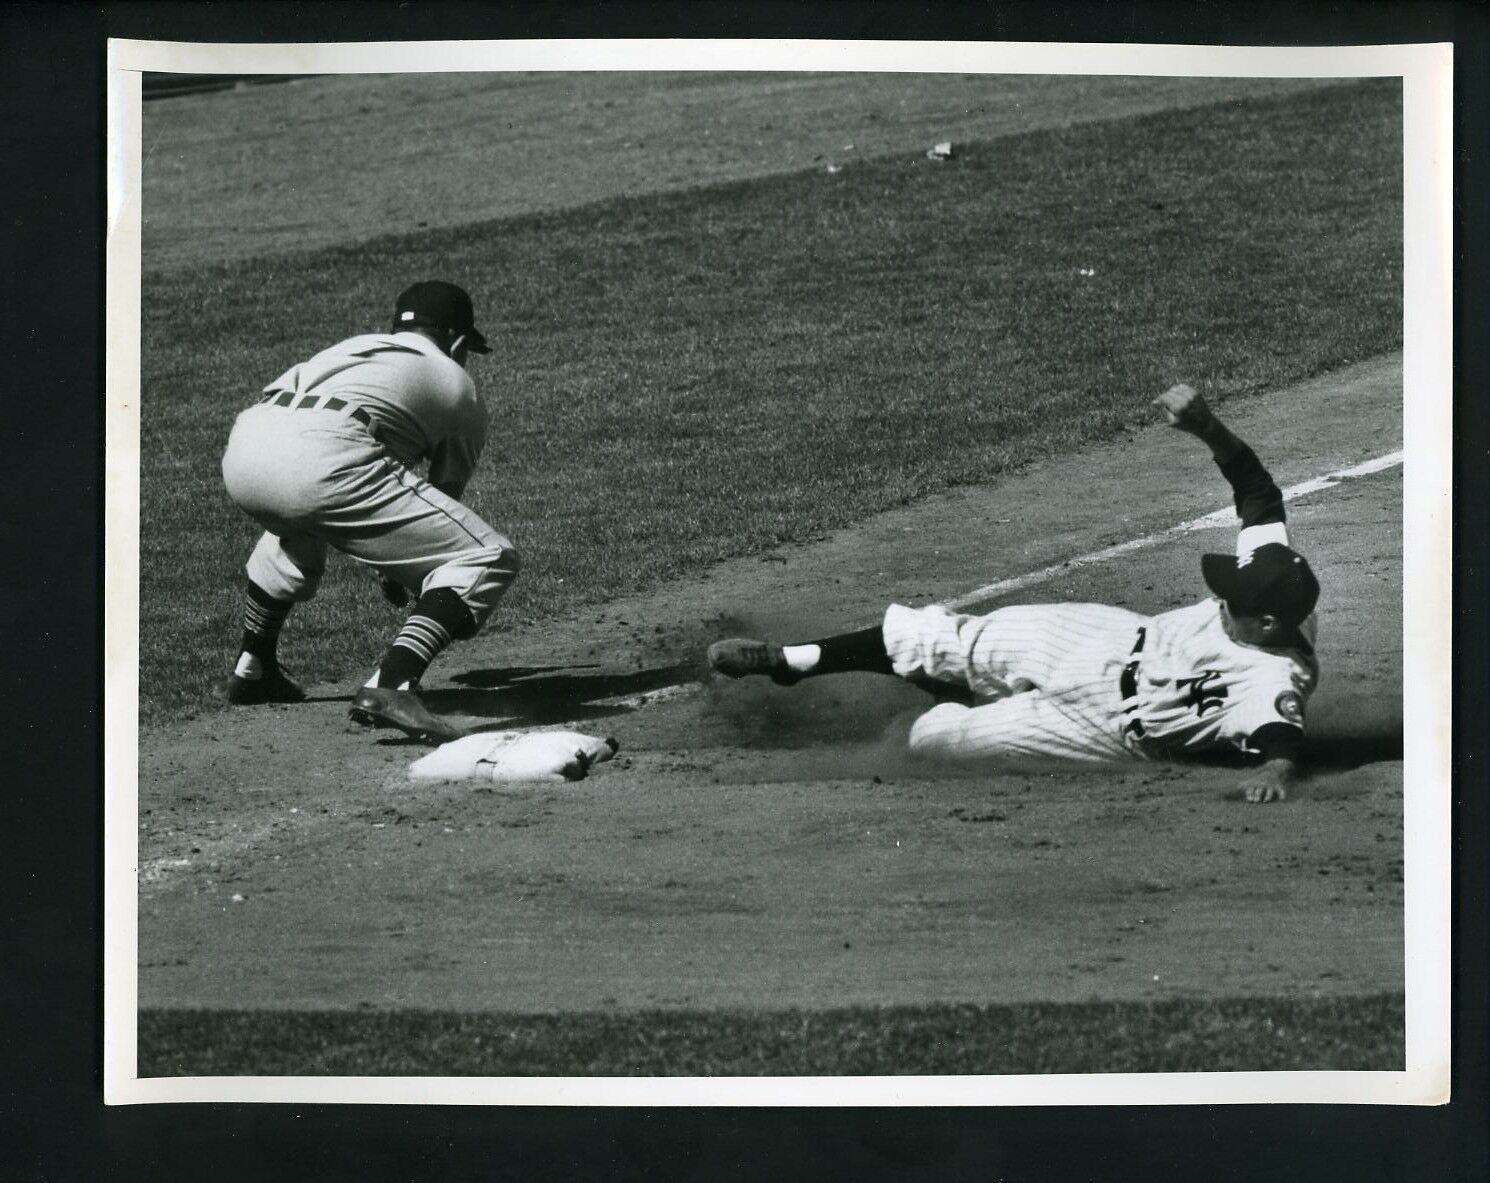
802, 624, 894, 676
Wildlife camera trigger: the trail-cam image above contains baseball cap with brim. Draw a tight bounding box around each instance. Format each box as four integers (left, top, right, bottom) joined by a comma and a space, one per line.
394, 280, 491, 353
1201, 542, 1320, 638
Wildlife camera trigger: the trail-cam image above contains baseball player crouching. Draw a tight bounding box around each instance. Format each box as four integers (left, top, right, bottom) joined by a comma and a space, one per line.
219, 281, 517, 743
708, 386, 1320, 804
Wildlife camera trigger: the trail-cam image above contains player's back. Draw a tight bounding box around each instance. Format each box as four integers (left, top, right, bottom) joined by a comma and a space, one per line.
264, 332, 482, 470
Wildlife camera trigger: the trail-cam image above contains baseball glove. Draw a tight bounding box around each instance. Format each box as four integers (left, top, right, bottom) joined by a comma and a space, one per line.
377, 573, 410, 608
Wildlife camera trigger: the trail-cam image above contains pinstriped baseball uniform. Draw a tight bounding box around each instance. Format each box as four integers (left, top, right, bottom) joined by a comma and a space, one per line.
221, 330, 518, 626
885, 522, 1319, 763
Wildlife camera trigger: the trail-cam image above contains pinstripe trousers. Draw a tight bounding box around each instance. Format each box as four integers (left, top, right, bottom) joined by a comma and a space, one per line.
882, 602, 1148, 762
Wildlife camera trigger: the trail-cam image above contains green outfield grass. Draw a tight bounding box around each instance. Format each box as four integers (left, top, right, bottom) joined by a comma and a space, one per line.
139, 993, 1404, 1076
140, 80, 1401, 722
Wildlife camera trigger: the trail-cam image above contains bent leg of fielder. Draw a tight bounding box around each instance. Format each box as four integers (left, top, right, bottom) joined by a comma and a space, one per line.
244, 529, 329, 607
317, 469, 521, 690
907, 693, 1137, 763
371, 545, 521, 691
348, 545, 519, 743
222, 531, 328, 701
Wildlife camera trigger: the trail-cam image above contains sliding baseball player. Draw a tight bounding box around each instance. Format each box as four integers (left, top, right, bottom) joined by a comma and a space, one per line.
708, 385, 1320, 803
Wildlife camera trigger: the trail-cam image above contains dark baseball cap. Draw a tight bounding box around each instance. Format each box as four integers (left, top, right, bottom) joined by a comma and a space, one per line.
393, 281, 491, 353
1201, 542, 1320, 625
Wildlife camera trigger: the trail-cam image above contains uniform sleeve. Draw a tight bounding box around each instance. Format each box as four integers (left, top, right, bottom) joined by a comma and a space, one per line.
1218, 445, 1285, 527
427, 382, 487, 500
1233, 680, 1308, 756
1217, 445, 1291, 557
1245, 721, 1304, 761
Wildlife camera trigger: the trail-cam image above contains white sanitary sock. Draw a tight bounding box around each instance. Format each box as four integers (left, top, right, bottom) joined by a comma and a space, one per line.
782, 643, 821, 673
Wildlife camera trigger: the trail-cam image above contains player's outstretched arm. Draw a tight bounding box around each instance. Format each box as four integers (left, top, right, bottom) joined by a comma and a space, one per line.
1237, 721, 1303, 803
1152, 384, 1286, 531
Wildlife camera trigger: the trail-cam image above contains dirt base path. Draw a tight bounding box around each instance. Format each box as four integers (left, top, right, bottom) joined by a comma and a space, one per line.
139, 354, 1402, 1011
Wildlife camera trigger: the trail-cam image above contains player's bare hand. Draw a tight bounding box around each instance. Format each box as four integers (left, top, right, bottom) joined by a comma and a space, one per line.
1151, 384, 1214, 434
1239, 758, 1295, 804
1243, 778, 1287, 804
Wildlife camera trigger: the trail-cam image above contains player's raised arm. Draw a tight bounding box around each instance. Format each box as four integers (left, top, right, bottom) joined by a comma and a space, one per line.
1152, 384, 1318, 804
1152, 384, 1287, 545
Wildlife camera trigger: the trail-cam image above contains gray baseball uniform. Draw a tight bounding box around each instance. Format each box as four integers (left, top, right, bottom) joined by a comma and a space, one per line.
221, 330, 518, 626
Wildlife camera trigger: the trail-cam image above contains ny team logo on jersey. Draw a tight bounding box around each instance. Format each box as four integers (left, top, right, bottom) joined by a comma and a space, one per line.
1176, 670, 1228, 716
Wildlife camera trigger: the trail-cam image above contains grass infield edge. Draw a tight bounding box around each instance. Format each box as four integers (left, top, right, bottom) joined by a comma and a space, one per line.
137, 993, 1406, 1077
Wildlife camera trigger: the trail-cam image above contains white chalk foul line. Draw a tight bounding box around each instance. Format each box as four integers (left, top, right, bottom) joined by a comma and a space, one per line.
592, 449, 1404, 713
946, 449, 1403, 610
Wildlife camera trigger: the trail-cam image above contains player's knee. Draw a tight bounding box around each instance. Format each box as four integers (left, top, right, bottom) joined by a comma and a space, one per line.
443, 546, 520, 629
246, 555, 324, 603
473, 543, 520, 602
467, 542, 520, 585
907, 703, 972, 756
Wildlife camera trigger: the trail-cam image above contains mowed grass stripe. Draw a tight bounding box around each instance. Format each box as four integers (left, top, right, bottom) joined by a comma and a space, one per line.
138, 993, 1404, 1076
142, 75, 1342, 270
140, 80, 1401, 723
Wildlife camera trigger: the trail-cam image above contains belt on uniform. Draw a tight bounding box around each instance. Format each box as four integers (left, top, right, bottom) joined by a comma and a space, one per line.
259, 390, 374, 431
1119, 625, 1147, 740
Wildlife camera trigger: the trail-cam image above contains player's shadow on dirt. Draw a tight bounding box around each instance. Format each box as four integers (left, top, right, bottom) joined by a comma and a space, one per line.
1187, 724, 1402, 772
424, 661, 696, 728
1195, 718, 1403, 801
1180, 724, 1402, 783
1298, 726, 1403, 771
1290, 693, 1404, 772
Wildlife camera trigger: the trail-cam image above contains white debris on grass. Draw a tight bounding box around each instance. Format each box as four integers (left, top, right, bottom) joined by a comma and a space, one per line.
926, 141, 954, 160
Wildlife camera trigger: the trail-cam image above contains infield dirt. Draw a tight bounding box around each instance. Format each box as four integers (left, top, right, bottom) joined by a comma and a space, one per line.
138, 353, 1402, 1014
132, 72, 1405, 1072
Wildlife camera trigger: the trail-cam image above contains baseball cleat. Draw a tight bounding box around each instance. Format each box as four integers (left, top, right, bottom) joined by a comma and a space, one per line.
706, 638, 802, 686
349, 686, 464, 744
219, 666, 305, 706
